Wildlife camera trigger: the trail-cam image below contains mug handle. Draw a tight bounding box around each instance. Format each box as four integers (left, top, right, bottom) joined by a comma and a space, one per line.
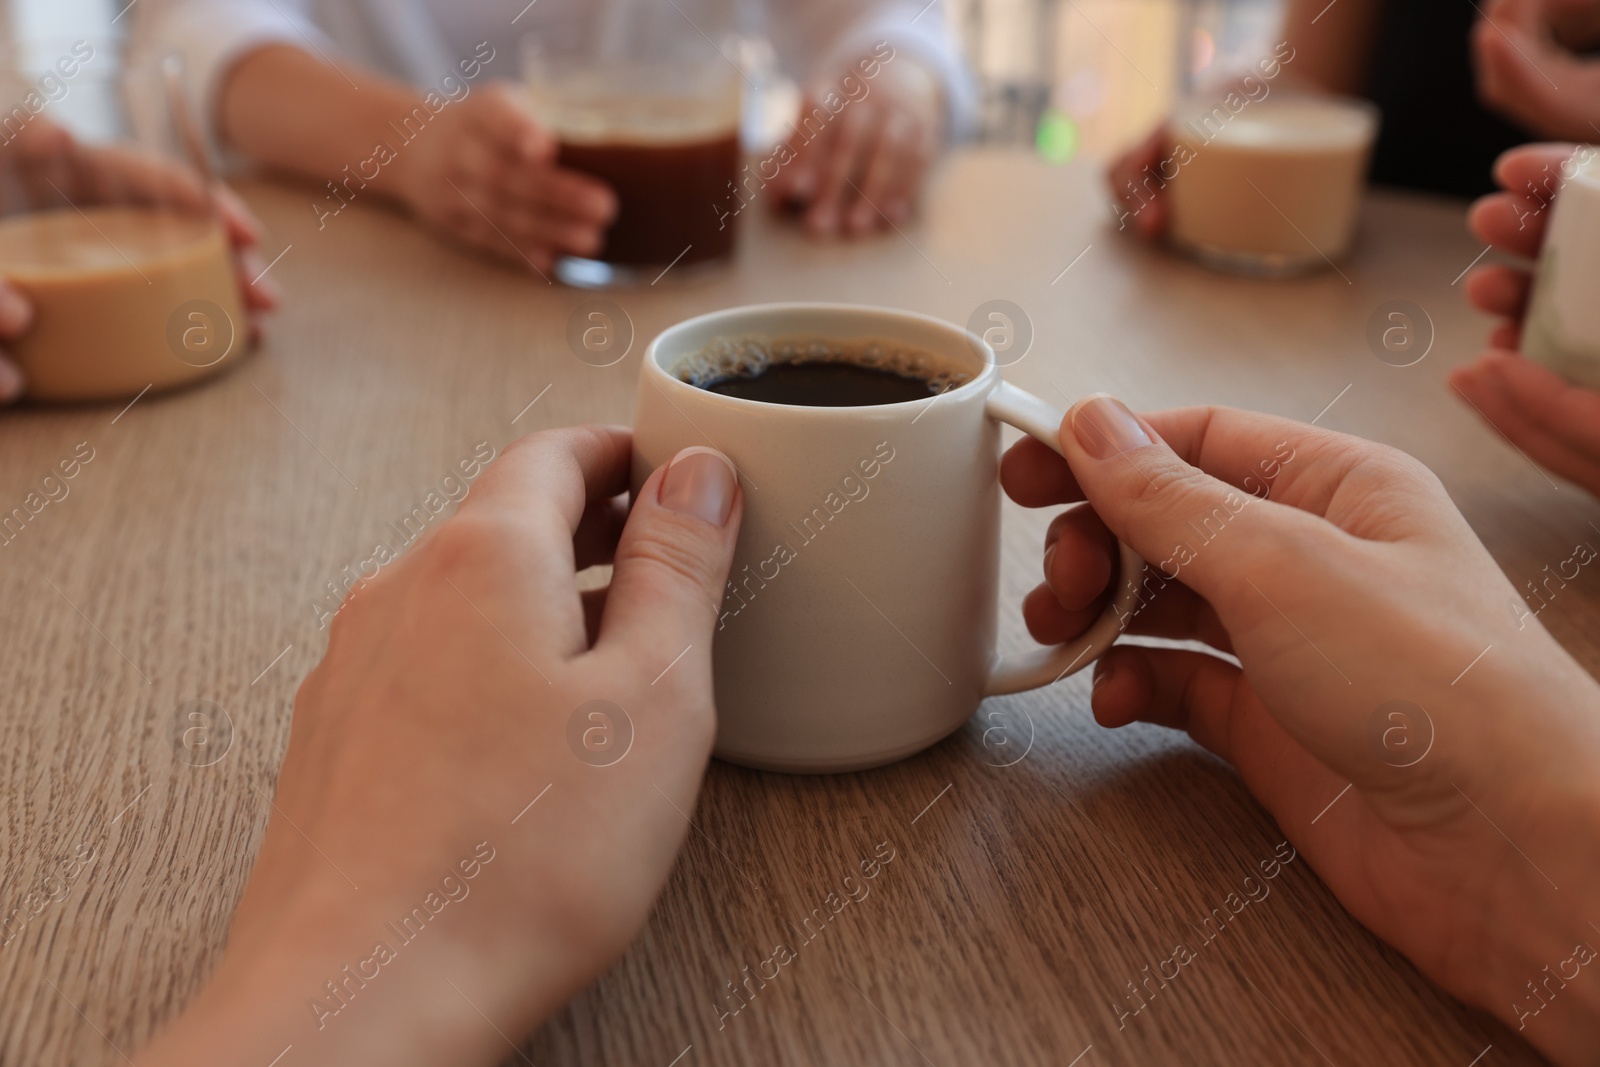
982, 382, 1146, 696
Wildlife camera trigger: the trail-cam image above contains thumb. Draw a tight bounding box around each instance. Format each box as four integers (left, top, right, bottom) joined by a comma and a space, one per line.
1059, 395, 1294, 609
0, 283, 31, 404
0, 354, 24, 404
598, 447, 744, 675
0, 280, 33, 340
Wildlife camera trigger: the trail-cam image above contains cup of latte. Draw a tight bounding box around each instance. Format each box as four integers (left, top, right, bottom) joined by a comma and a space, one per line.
0, 48, 246, 401
1164, 94, 1379, 276
633, 303, 1144, 773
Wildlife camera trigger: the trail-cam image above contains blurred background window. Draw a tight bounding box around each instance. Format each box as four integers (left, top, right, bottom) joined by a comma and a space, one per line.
2, 0, 121, 141
953, 0, 1285, 162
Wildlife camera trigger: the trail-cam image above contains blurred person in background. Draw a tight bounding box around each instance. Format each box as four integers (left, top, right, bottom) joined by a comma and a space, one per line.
1108, 0, 1600, 238
1106, 1, 1600, 500
130, 0, 976, 274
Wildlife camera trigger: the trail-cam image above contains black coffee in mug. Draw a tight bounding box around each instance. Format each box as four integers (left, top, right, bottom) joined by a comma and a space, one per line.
678, 337, 972, 408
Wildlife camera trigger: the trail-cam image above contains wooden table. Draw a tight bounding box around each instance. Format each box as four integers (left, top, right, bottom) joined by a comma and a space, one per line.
3, 150, 1590, 1066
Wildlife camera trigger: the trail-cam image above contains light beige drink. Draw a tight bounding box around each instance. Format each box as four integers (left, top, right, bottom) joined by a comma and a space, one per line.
1166, 96, 1378, 275
0, 207, 245, 400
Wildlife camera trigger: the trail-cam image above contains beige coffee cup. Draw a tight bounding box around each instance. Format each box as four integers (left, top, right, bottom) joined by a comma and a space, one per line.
0, 208, 245, 400
633, 303, 1142, 773
1165, 94, 1379, 276
0, 50, 246, 401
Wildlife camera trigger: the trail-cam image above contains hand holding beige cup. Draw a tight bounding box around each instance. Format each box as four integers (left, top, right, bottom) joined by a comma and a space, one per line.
0, 56, 273, 403
633, 303, 1142, 773
1112, 93, 1378, 277
1165, 94, 1378, 275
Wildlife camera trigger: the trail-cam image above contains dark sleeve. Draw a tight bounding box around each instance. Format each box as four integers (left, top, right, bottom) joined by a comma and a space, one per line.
1362, 0, 1533, 199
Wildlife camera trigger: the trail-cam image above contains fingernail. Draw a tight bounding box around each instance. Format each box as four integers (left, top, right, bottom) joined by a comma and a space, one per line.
254, 273, 282, 306
240, 247, 266, 280
0, 357, 24, 403
0, 285, 33, 334
659, 446, 737, 526
1042, 542, 1057, 586
809, 205, 838, 234
233, 207, 263, 244
1072, 394, 1150, 460
1092, 662, 1114, 693
850, 202, 876, 232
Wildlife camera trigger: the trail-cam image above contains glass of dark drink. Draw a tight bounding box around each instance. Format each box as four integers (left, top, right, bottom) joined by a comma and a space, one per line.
522, 5, 741, 288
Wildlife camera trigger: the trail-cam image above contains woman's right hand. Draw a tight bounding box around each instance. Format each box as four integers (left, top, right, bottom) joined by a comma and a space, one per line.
1105, 125, 1171, 241
390, 84, 617, 276
1002, 398, 1600, 1065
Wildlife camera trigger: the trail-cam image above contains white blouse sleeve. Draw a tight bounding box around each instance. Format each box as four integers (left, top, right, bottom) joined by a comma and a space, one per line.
763, 0, 978, 140
127, 0, 333, 148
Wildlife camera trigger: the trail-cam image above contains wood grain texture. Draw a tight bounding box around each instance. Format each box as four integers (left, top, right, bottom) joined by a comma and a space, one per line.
1, 150, 1586, 1066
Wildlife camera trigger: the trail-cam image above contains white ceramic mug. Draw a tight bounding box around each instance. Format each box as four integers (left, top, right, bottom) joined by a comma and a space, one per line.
632, 304, 1142, 773
1524, 147, 1600, 388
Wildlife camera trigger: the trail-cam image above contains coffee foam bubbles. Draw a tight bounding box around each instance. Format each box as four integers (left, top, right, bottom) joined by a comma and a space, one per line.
675, 336, 975, 393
